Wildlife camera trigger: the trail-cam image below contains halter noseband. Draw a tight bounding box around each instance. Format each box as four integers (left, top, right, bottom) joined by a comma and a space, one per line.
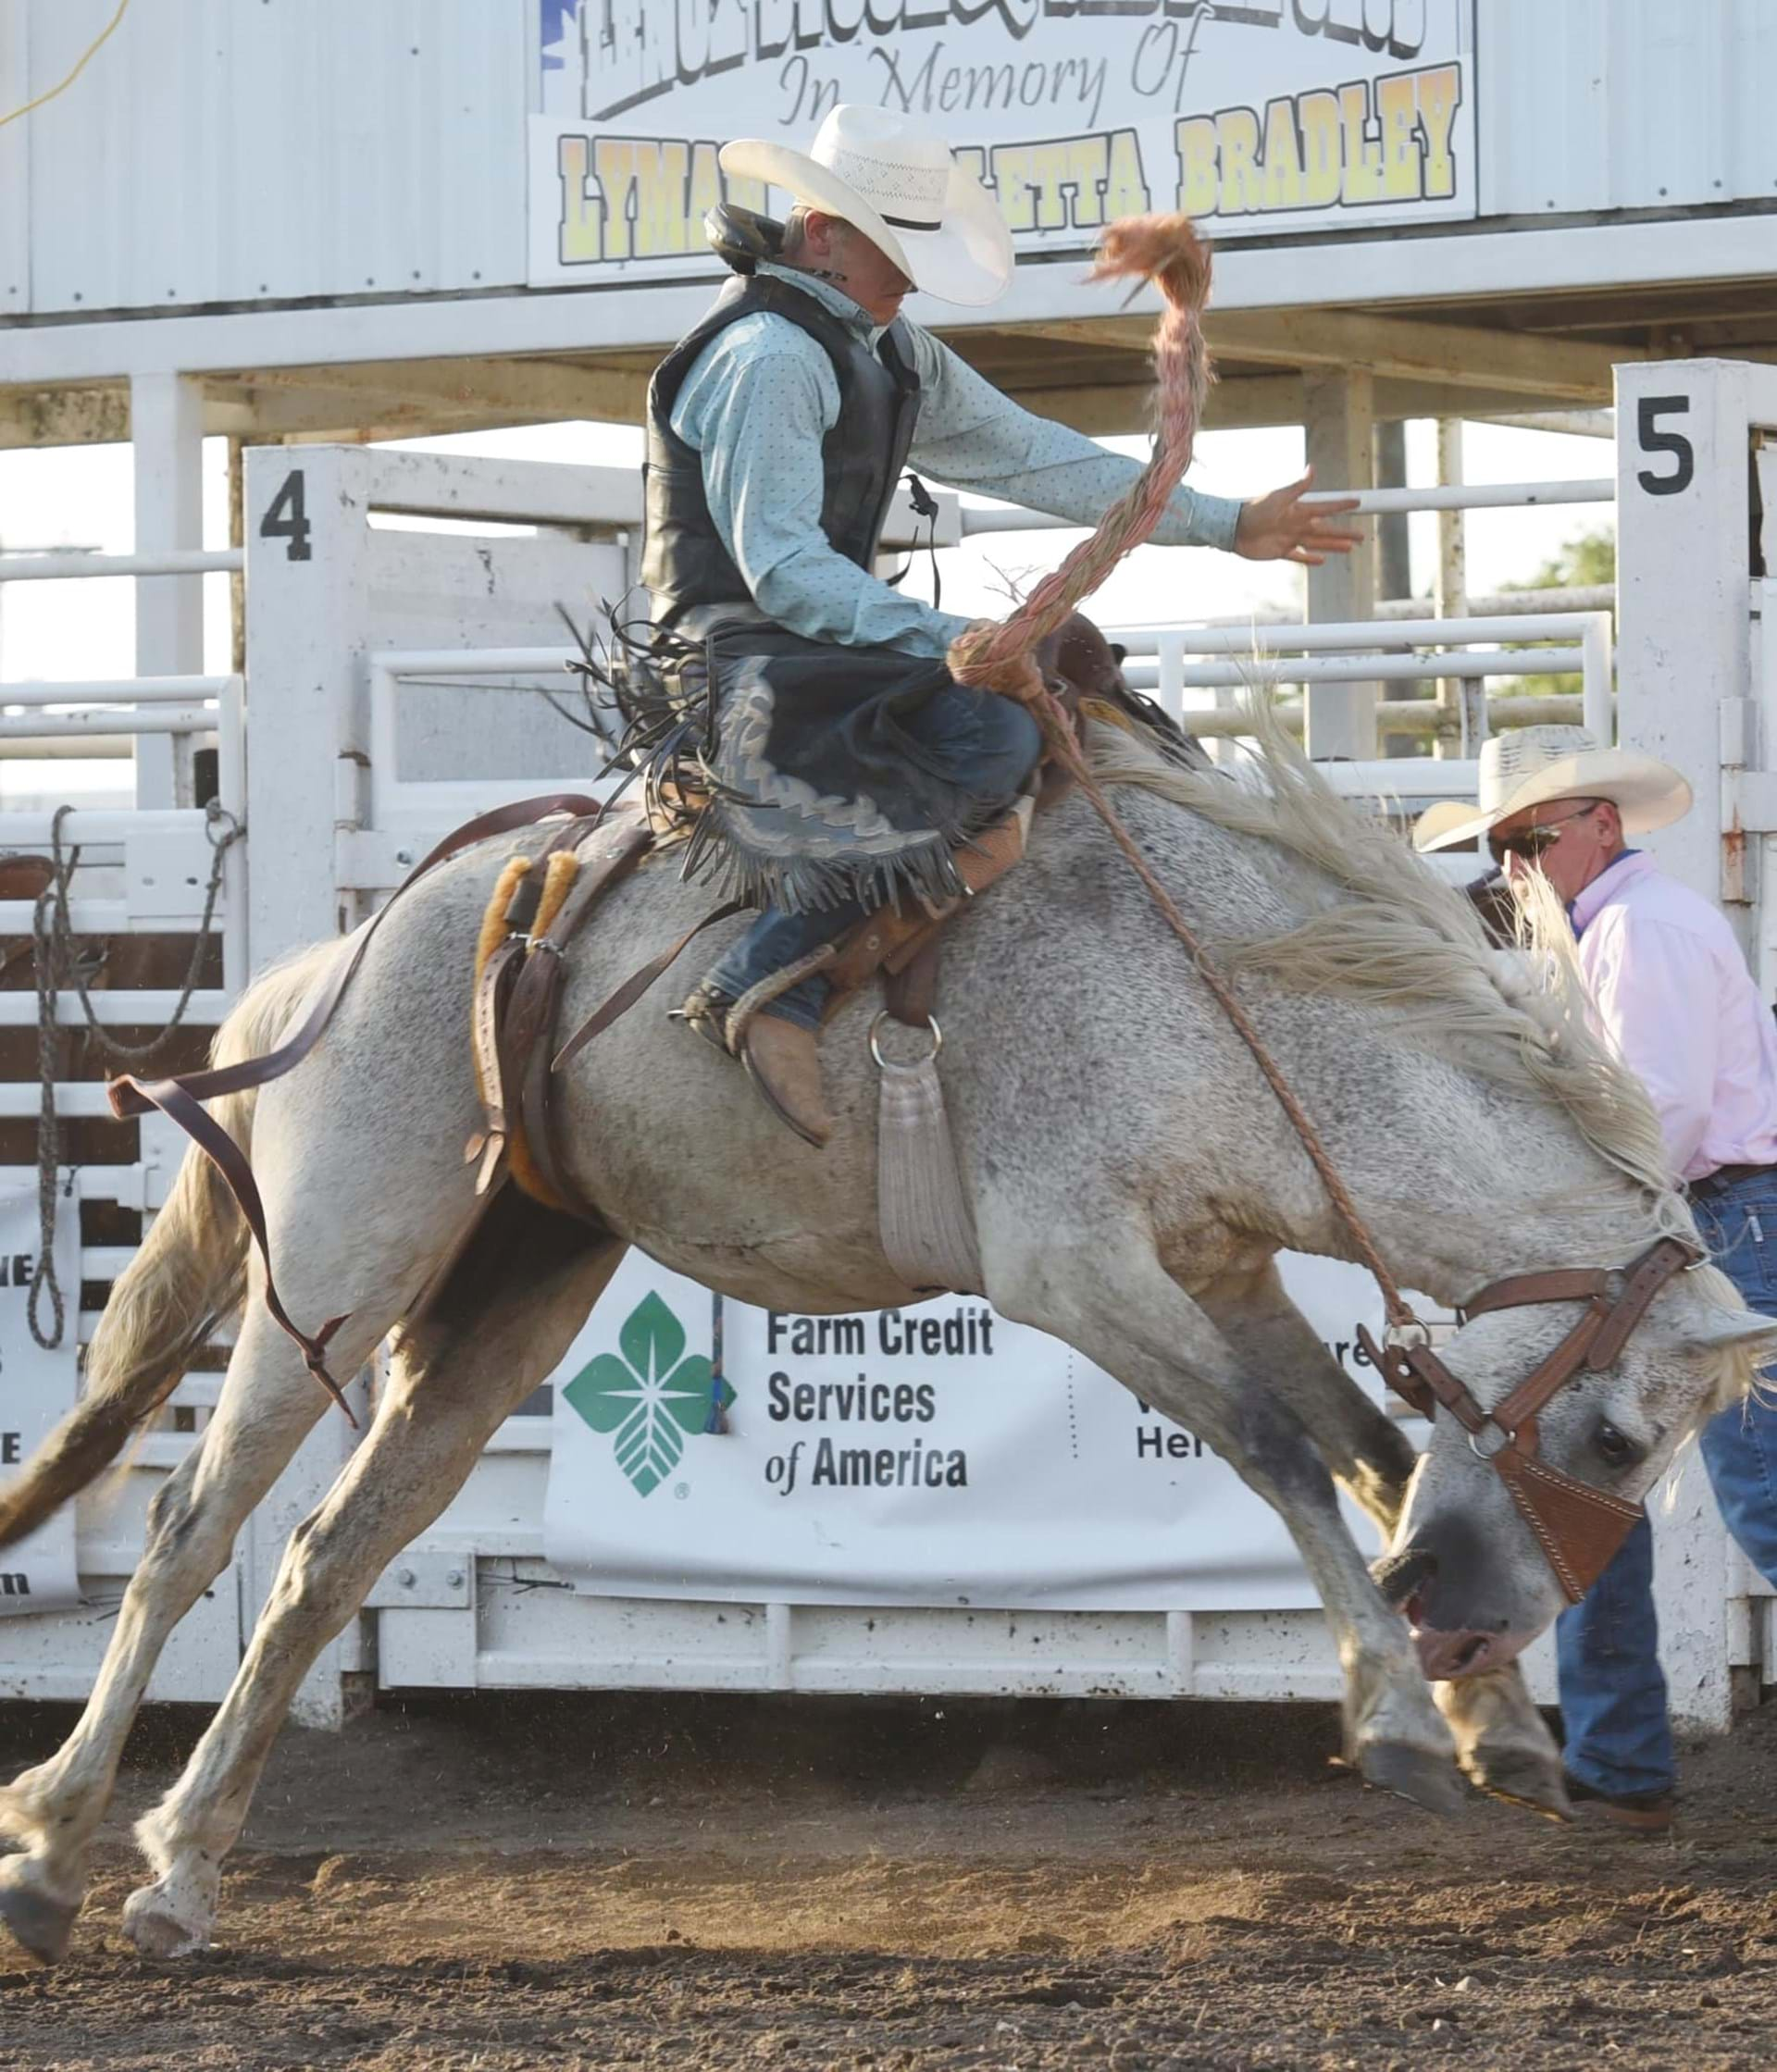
1357, 1236, 1700, 1603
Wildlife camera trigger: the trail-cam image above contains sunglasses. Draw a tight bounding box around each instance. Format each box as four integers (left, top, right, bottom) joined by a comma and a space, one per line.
1487, 801, 1601, 865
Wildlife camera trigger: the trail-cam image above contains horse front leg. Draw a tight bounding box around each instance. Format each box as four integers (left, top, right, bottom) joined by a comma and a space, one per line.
988, 1224, 1463, 1816
1198, 1257, 1570, 1819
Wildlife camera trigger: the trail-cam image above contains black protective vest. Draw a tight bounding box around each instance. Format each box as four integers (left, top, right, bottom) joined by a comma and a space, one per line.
640, 274, 923, 630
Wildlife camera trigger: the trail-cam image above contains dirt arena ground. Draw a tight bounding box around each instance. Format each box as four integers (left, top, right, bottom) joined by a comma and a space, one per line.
2, 1689, 1775, 2070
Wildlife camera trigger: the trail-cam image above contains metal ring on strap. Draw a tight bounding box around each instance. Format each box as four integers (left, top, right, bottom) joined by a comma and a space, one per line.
1467, 1420, 1512, 1462
869, 1010, 942, 1070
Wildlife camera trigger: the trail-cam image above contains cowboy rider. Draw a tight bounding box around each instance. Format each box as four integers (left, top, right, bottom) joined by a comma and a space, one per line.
645, 105, 1361, 1147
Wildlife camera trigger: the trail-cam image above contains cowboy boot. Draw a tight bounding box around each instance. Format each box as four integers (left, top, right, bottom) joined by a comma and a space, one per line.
675, 980, 833, 1148
738, 1012, 832, 1149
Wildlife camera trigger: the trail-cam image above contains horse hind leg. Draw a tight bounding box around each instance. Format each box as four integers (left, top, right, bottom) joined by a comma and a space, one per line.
122, 1197, 624, 1958
0, 1098, 483, 1965
0, 1303, 355, 1964
1198, 1258, 1569, 1819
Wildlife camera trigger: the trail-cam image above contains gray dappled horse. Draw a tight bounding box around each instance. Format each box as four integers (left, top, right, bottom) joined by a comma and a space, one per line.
0, 709, 1768, 1963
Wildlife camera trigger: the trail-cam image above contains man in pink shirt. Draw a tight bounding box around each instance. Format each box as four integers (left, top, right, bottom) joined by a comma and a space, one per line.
1419, 726, 1777, 1832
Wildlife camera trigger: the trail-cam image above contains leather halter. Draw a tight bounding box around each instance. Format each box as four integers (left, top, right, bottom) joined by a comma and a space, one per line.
1356, 1235, 1699, 1603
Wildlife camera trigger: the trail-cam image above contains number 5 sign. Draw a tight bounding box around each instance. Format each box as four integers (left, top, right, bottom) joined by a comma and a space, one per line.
1635, 396, 1695, 497
1615, 359, 1775, 915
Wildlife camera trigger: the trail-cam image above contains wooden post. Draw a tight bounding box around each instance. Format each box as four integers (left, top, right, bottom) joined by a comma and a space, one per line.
1433, 418, 1482, 758
1375, 419, 1413, 754
244, 443, 371, 960
1302, 370, 1376, 760
242, 442, 375, 1726
1616, 359, 1757, 943
1616, 358, 1777, 1734
130, 372, 205, 808
227, 434, 247, 678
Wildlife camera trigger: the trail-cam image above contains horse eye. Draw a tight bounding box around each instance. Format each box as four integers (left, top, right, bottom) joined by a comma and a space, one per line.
1594, 1420, 1640, 1470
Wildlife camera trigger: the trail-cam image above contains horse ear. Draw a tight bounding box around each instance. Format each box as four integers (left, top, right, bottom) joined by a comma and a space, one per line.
1109, 642, 1127, 665
1686, 1309, 1777, 1361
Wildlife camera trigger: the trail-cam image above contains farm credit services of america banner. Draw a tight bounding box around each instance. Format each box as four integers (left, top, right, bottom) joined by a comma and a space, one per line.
528, 0, 1477, 290
544, 1250, 1447, 1612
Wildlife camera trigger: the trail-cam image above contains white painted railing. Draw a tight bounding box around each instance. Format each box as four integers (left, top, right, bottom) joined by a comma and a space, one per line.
0, 549, 242, 582
1106, 610, 1613, 754
962, 476, 1614, 535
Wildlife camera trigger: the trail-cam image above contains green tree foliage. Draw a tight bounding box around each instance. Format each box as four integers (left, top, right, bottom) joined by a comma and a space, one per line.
1500, 527, 1615, 698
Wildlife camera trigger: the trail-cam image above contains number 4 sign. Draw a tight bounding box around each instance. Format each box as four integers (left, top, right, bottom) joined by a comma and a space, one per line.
259, 468, 313, 561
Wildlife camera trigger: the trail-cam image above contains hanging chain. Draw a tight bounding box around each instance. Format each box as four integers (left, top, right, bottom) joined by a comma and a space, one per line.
24, 800, 242, 1350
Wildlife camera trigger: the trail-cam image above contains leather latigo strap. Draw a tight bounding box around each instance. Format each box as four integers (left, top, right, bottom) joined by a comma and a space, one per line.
822, 802, 1033, 1013
1357, 1236, 1698, 1604
112, 794, 602, 1123
491, 811, 654, 1213
111, 793, 605, 1422
551, 896, 748, 1071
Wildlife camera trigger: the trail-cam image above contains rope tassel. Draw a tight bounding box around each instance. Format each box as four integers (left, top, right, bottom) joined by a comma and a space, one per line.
942, 213, 1418, 1331
946, 213, 1214, 704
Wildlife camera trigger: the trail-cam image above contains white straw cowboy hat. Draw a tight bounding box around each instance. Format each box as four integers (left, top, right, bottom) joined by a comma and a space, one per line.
1412, 726, 1692, 852
720, 105, 1013, 308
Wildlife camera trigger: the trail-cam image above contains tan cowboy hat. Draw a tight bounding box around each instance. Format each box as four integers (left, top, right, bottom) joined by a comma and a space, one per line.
1412, 726, 1692, 852
720, 105, 1013, 308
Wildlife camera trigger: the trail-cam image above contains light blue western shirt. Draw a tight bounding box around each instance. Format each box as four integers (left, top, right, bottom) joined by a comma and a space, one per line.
667, 263, 1243, 660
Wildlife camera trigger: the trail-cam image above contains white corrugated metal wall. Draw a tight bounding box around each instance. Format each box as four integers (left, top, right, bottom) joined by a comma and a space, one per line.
2, 0, 530, 316
0, 0, 1773, 323
1475, 0, 1777, 218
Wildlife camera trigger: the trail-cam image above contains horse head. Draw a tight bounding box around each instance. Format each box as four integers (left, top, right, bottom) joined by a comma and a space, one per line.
1383, 1265, 1776, 1678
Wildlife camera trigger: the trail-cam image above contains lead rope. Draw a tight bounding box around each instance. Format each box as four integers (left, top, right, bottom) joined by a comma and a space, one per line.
25, 800, 242, 1350
947, 215, 1418, 1337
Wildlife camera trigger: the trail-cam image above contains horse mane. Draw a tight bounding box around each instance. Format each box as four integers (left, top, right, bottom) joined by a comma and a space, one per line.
1087, 710, 1680, 1205
1087, 706, 1756, 1410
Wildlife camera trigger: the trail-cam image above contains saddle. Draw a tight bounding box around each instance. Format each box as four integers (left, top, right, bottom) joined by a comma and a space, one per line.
478, 614, 1181, 1188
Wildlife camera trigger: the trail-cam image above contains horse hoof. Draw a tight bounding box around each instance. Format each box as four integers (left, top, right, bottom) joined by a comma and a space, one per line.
0, 1863, 80, 1964
122, 1883, 209, 1958
1361, 1741, 1470, 1817
1463, 1748, 1574, 1822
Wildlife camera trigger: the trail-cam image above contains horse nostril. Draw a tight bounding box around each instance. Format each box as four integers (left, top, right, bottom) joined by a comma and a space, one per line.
1455, 1633, 1492, 1674
1372, 1545, 1436, 1610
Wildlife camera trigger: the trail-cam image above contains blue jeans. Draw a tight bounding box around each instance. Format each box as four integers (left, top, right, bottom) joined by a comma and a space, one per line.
1557, 1169, 1777, 1796
702, 682, 1042, 1031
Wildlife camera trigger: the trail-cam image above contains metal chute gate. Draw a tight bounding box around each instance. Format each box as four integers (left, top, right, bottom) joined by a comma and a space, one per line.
0, 366, 1770, 1733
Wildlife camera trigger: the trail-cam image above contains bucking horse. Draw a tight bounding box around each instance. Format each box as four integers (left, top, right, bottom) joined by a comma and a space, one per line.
0, 219, 1768, 1964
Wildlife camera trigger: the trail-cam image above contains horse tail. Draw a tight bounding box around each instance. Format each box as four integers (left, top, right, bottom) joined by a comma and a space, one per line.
0, 945, 333, 1550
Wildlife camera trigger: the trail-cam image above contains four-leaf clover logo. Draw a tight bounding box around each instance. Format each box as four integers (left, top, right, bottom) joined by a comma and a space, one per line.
562, 1292, 735, 1496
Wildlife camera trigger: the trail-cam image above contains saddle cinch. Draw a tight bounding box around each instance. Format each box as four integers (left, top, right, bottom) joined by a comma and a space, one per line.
106, 621, 1166, 1415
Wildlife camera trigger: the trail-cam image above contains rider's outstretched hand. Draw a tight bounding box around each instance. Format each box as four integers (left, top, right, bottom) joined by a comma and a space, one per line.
1233, 466, 1365, 566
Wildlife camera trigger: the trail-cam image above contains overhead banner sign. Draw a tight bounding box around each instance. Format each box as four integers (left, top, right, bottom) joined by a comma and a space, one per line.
0, 1177, 81, 1618
544, 1250, 1440, 1613
530, 0, 1476, 289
